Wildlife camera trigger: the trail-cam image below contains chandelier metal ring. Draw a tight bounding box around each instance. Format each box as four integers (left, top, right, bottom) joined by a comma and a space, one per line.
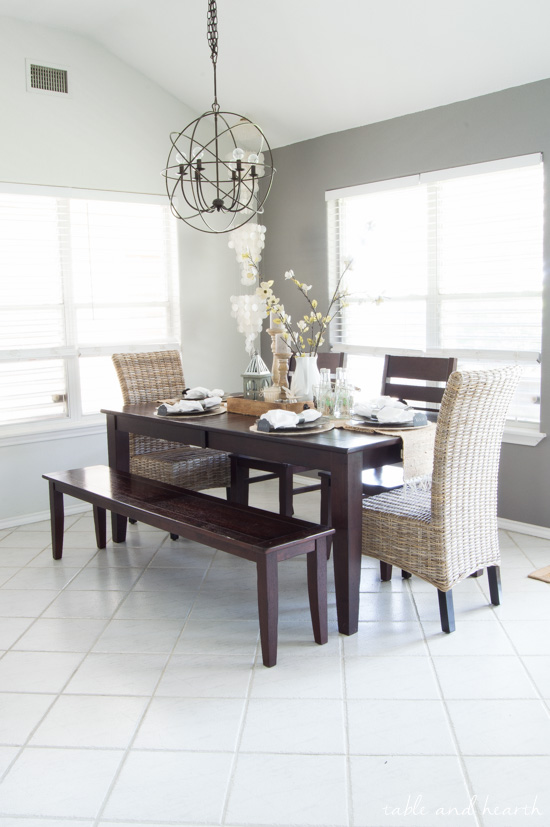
162, 0, 275, 234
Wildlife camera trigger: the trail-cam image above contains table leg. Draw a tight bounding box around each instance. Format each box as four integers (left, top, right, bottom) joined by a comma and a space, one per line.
48, 481, 64, 560
330, 452, 363, 636
229, 455, 250, 505
106, 414, 129, 543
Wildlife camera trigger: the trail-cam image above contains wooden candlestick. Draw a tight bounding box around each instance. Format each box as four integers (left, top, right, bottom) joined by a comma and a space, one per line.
268, 325, 291, 389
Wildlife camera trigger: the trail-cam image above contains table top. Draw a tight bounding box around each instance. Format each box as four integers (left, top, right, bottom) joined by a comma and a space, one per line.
101, 402, 401, 457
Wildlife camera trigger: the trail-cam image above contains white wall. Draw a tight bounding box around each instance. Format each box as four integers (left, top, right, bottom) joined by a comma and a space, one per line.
0, 16, 243, 525
0, 16, 187, 193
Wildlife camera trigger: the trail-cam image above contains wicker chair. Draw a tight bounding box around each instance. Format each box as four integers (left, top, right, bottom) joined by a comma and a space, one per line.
361, 365, 521, 632
111, 351, 231, 498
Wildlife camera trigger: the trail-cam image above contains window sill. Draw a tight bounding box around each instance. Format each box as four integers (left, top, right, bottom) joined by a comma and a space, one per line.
502, 426, 545, 446
0, 416, 544, 449
0, 416, 106, 447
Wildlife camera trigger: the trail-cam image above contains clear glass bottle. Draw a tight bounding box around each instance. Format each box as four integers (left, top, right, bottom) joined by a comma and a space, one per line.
317, 368, 334, 416
334, 367, 352, 418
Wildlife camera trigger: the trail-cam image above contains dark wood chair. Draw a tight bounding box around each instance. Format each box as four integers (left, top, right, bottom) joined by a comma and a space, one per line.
237, 352, 346, 516
361, 355, 458, 495
319, 354, 457, 564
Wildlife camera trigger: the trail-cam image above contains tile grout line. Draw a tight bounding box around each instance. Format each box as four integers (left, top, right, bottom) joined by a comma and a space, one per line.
91, 531, 221, 827
219, 638, 261, 825
0, 518, 124, 791
339, 632, 354, 827
407, 576, 484, 827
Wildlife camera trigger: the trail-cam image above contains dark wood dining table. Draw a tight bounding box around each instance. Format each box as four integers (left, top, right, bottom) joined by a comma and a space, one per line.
101, 403, 402, 636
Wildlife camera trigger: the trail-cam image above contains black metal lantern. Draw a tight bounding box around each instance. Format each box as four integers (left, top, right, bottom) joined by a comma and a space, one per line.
162, 0, 275, 234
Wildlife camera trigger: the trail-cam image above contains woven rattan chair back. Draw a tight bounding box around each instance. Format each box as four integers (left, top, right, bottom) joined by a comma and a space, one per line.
430, 365, 521, 569
112, 351, 185, 457
111, 351, 230, 493
112, 351, 184, 405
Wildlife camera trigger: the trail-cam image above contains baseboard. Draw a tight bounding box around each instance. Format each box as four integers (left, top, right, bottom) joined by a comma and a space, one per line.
0, 503, 91, 530
498, 517, 550, 540
3, 500, 548, 539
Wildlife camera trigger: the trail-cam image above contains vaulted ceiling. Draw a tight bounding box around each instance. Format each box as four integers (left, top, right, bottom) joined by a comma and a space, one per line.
2, 0, 550, 147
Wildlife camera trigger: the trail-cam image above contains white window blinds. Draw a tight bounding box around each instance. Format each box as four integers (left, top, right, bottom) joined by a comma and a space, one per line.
327, 155, 543, 423
0, 188, 179, 427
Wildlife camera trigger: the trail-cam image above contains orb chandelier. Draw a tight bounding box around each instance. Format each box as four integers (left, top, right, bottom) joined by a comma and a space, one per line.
162, 0, 275, 234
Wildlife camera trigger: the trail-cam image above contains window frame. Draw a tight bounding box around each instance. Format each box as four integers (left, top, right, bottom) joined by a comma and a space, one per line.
0, 183, 180, 442
326, 154, 545, 446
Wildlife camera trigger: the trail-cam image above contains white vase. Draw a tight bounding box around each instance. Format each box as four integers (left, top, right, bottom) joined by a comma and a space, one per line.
290, 354, 320, 401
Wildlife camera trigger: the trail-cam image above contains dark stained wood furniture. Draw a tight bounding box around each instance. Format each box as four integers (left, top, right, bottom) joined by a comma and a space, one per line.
43, 465, 334, 667
238, 352, 347, 516
101, 402, 402, 637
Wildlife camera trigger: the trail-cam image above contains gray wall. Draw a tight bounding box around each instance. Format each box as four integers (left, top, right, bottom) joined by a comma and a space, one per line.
262, 79, 550, 527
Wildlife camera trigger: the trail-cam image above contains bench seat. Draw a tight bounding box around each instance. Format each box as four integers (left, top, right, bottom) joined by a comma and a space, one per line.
43, 465, 334, 667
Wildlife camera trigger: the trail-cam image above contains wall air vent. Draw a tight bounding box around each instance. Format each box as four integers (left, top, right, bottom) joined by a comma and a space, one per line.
28, 63, 68, 94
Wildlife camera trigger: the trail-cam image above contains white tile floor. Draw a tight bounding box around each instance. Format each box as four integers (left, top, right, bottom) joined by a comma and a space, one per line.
0, 480, 549, 826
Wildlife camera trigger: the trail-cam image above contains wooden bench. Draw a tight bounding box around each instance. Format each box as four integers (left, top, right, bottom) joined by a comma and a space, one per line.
43, 465, 334, 667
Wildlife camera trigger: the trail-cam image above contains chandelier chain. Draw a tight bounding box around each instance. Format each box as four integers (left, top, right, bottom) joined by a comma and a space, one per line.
207, 0, 218, 65
163, 0, 275, 232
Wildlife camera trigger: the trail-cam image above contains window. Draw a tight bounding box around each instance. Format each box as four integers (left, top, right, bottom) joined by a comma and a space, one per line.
327, 155, 544, 425
0, 186, 179, 430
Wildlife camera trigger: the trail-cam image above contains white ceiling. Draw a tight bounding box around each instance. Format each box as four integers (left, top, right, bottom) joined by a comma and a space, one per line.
2, 0, 550, 148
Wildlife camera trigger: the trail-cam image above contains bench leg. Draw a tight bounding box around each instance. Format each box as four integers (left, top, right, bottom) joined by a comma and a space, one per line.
93, 505, 107, 549
48, 481, 64, 560
256, 555, 279, 667
111, 512, 127, 544
307, 537, 328, 646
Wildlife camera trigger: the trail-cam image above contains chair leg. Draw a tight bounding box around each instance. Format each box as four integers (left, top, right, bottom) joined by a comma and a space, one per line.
256, 555, 279, 667
278, 467, 294, 517
401, 570, 412, 579
380, 562, 393, 581
319, 473, 332, 559
307, 537, 328, 646
129, 518, 137, 525
170, 533, 179, 541
487, 565, 502, 606
93, 505, 107, 549
469, 569, 483, 577
438, 589, 455, 633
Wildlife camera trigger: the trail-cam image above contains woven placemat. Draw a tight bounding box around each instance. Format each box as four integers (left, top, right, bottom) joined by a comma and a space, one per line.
342, 420, 436, 480
528, 564, 550, 583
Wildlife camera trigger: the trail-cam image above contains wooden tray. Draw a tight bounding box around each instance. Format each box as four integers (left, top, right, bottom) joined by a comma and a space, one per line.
226, 396, 314, 417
